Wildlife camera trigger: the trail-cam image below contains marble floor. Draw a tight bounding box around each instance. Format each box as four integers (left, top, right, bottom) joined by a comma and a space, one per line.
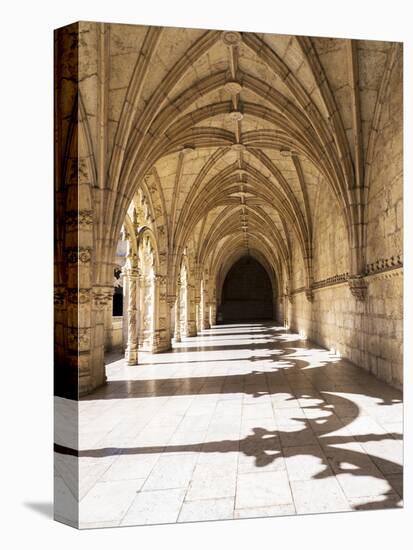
55, 323, 403, 528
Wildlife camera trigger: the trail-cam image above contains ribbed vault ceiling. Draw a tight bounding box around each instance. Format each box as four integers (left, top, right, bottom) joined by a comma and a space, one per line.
112, 27, 395, 291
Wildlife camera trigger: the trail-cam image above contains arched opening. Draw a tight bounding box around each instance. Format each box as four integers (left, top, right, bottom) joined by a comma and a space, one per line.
219, 256, 274, 323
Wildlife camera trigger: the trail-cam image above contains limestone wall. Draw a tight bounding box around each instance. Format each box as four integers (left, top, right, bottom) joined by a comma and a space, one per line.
288, 50, 403, 390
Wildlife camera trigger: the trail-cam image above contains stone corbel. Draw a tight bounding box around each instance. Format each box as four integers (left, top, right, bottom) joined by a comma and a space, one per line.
348, 275, 368, 301
305, 287, 314, 303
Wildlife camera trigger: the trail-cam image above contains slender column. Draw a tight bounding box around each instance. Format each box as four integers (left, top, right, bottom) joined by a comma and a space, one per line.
174, 278, 181, 342
209, 302, 217, 326
203, 304, 211, 330
125, 267, 139, 365
195, 300, 200, 332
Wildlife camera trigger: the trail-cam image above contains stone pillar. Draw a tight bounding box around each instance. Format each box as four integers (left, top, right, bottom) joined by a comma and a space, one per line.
174, 279, 181, 343
209, 302, 217, 326
104, 294, 113, 352
195, 300, 200, 332
124, 267, 139, 365
201, 282, 210, 330
203, 305, 211, 330
167, 294, 176, 343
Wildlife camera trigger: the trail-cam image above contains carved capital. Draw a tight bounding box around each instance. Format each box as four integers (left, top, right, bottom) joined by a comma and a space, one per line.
156, 274, 167, 285
348, 276, 368, 301
67, 288, 91, 305
124, 267, 140, 280
92, 287, 114, 309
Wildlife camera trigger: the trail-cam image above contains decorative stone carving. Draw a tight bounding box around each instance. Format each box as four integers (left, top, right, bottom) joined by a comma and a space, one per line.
67, 288, 91, 304
365, 255, 403, 275
228, 110, 244, 121
231, 143, 245, 152
125, 268, 139, 366
68, 327, 90, 349
65, 209, 93, 228
93, 288, 114, 309
221, 31, 242, 46
312, 272, 349, 290
66, 246, 92, 264
224, 81, 242, 95
54, 288, 66, 306
348, 276, 368, 301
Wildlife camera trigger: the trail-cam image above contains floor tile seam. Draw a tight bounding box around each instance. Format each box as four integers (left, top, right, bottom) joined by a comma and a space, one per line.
78, 456, 128, 503
180, 389, 222, 508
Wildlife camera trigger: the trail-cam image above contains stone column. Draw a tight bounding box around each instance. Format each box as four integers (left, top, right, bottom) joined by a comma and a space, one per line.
174, 278, 181, 343
209, 302, 217, 327
203, 305, 211, 330
167, 294, 176, 344
124, 267, 139, 365
104, 293, 113, 352
195, 299, 200, 332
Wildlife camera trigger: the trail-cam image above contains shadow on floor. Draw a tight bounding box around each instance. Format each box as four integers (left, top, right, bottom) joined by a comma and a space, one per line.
23, 501, 53, 519
69, 323, 403, 514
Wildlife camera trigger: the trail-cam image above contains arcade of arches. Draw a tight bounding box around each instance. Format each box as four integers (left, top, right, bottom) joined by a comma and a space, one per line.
54, 22, 404, 528
55, 24, 403, 398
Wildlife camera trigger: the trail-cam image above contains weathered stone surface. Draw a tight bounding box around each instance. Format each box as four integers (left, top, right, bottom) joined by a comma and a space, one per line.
54, 22, 403, 527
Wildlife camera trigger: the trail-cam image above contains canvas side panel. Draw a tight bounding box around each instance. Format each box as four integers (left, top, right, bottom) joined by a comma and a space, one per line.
54, 21, 80, 529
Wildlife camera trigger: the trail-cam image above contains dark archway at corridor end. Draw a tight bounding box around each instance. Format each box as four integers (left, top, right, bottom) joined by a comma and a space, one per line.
219, 256, 274, 323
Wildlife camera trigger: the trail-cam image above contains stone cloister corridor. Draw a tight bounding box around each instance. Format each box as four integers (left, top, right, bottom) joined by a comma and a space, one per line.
55, 323, 402, 527
54, 23, 403, 528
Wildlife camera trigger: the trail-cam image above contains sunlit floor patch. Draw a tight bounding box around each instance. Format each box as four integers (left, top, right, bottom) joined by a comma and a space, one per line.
57, 322, 403, 528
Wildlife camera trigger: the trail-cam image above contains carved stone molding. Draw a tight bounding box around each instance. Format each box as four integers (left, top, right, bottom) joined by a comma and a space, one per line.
365, 254, 403, 276
312, 272, 349, 290
66, 246, 92, 264
124, 267, 140, 280
348, 276, 368, 301
54, 288, 66, 306
65, 209, 93, 228
68, 327, 91, 348
67, 288, 91, 305
93, 287, 114, 309
290, 286, 304, 296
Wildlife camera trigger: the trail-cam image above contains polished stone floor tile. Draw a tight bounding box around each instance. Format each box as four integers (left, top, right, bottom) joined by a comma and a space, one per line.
235, 470, 293, 509
178, 497, 234, 522
290, 478, 352, 514
68, 322, 403, 527
120, 488, 186, 526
